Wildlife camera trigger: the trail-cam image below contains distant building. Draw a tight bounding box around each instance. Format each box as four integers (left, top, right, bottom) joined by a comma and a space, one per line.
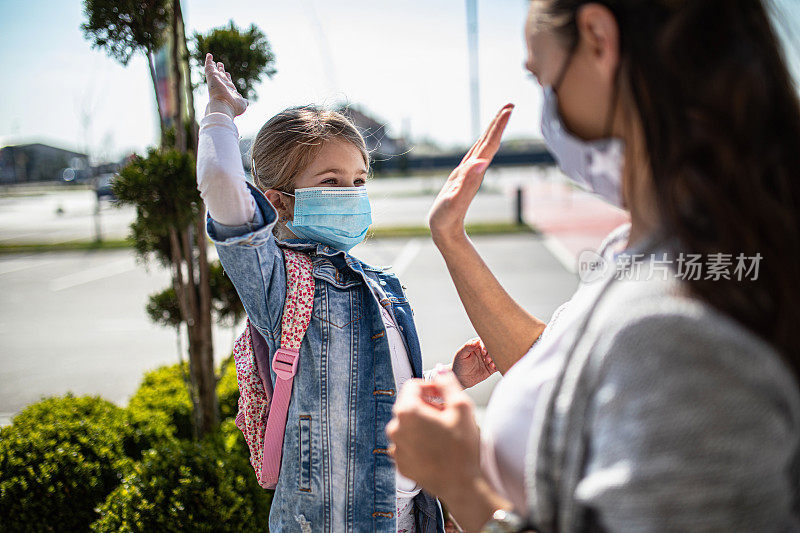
238, 106, 407, 176
0, 143, 89, 184
336, 105, 406, 156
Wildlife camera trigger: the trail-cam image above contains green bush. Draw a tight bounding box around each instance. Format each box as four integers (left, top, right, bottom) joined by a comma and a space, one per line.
127, 363, 194, 440
0, 355, 254, 532
0, 394, 171, 533
127, 355, 240, 441
217, 353, 240, 421
90, 438, 271, 532
215, 415, 253, 465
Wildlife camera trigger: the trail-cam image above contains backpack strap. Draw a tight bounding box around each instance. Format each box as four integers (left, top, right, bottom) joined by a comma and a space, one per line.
260, 248, 314, 487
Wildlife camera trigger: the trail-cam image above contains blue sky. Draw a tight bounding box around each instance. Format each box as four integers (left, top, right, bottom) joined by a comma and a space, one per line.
0, 0, 797, 162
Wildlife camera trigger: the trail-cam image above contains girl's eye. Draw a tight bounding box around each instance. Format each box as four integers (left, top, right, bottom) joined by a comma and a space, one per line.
355, 179, 366, 186
322, 178, 337, 184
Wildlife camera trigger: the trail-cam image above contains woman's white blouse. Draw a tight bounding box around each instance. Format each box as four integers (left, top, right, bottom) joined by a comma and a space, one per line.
480, 225, 630, 513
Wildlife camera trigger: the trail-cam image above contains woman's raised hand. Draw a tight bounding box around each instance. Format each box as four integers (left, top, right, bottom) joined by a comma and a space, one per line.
452, 337, 497, 388
204, 53, 248, 118
427, 104, 514, 246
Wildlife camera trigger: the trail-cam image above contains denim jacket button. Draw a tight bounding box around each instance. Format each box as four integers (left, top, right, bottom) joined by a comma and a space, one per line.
379, 280, 387, 286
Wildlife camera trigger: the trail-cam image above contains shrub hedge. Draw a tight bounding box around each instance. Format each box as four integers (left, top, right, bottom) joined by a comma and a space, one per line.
0, 354, 268, 532
126, 354, 239, 441
0, 395, 172, 532
90, 438, 270, 532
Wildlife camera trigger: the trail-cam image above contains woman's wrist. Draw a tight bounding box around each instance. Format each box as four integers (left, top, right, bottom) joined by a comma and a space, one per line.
443, 474, 512, 533
431, 224, 469, 254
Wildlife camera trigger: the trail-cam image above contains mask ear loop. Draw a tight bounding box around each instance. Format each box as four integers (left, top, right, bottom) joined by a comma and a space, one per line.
278, 190, 295, 224
552, 34, 579, 93
553, 28, 619, 139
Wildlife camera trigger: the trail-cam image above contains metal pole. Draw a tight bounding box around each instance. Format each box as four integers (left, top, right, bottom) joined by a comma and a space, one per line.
515, 186, 525, 226
466, 0, 481, 139
93, 196, 103, 243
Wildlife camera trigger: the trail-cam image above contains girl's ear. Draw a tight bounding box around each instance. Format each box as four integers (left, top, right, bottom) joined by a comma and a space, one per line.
264, 189, 294, 221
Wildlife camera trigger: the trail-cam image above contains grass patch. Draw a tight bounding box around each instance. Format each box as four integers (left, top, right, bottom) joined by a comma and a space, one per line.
369, 221, 538, 239
0, 222, 538, 254
0, 239, 133, 254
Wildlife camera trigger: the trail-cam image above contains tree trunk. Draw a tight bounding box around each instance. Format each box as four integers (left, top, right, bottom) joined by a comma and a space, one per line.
168, 227, 200, 439
164, 1, 217, 438
195, 212, 215, 398
147, 50, 167, 147
176, 0, 199, 153
180, 225, 218, 436
174, 0, 217, 437
171, 0, 185, 152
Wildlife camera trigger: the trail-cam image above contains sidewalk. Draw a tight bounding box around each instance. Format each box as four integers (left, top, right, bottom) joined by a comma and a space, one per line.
522, 175, 630, 272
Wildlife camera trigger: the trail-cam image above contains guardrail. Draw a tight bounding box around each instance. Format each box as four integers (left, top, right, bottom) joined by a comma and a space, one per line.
371, 148, 555, 173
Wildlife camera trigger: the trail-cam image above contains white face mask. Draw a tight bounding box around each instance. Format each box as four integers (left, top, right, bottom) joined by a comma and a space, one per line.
539, 43, 626, 208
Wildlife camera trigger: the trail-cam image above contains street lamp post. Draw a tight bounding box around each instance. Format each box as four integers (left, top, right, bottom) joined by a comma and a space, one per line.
466, 0, 481, 140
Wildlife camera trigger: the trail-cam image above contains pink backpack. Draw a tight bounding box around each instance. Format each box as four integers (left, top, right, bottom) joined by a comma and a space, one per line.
232, 248, 314, 489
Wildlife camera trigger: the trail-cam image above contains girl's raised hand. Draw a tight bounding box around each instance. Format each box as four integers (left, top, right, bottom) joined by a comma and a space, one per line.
204, 53, 248, 118
452, 337, 497, 388
427, 104, 514, 246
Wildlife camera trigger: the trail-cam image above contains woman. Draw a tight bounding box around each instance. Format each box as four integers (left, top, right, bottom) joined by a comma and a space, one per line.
387, 0, 800, 531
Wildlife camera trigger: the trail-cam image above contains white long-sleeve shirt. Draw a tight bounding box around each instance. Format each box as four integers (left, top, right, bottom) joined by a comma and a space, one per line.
196, 112, 256, 226
196, 111, 421, 521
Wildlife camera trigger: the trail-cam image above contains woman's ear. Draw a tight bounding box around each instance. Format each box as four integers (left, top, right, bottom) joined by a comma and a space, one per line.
576, 3, 620, 83
264, 190, 293, 221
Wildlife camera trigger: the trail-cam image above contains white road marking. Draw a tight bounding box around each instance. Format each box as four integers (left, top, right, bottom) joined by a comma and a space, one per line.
50, 257, 136, 292
542, 235, 577, 274
391, 238, 423, 277
0, 256, 55, 276
0, 232, 45, 243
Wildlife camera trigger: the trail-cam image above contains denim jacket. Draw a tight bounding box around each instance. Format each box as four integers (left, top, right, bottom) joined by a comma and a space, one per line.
206, 182, 445, 533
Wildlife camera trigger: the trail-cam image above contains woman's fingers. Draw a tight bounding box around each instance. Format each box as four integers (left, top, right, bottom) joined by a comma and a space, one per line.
462, 105, 506, 162
472, 106, 513, 165
477, 106, 514, 159
460, 104, 514, 164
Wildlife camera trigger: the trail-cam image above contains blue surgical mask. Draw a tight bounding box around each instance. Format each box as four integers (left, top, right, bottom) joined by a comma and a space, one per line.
540, 85, 625, 208
283, 186, 372, 251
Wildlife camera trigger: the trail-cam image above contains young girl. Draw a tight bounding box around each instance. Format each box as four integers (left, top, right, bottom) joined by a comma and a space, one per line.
197, 54, 496, 533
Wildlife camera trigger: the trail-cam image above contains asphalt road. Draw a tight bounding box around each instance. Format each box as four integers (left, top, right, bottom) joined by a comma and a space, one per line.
0, 233, 577, 426
0, 168, 551, 245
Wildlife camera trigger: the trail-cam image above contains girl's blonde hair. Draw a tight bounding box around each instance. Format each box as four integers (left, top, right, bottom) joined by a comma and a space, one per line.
250, 105, 370, 194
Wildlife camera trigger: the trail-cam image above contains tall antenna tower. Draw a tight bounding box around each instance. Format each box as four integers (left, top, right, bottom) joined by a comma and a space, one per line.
466, 0, 481, 139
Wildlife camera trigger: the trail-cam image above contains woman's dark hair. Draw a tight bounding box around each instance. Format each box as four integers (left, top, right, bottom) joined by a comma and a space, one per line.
540, 0, 800, 376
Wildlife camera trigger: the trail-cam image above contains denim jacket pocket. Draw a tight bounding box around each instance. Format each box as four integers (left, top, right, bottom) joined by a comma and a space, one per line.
312, 258, 362, 290
298, 415, 312, 493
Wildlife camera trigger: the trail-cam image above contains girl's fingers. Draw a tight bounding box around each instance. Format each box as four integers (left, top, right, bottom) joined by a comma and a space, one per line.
225, 71, 232, 82
204, 54, 216, 76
